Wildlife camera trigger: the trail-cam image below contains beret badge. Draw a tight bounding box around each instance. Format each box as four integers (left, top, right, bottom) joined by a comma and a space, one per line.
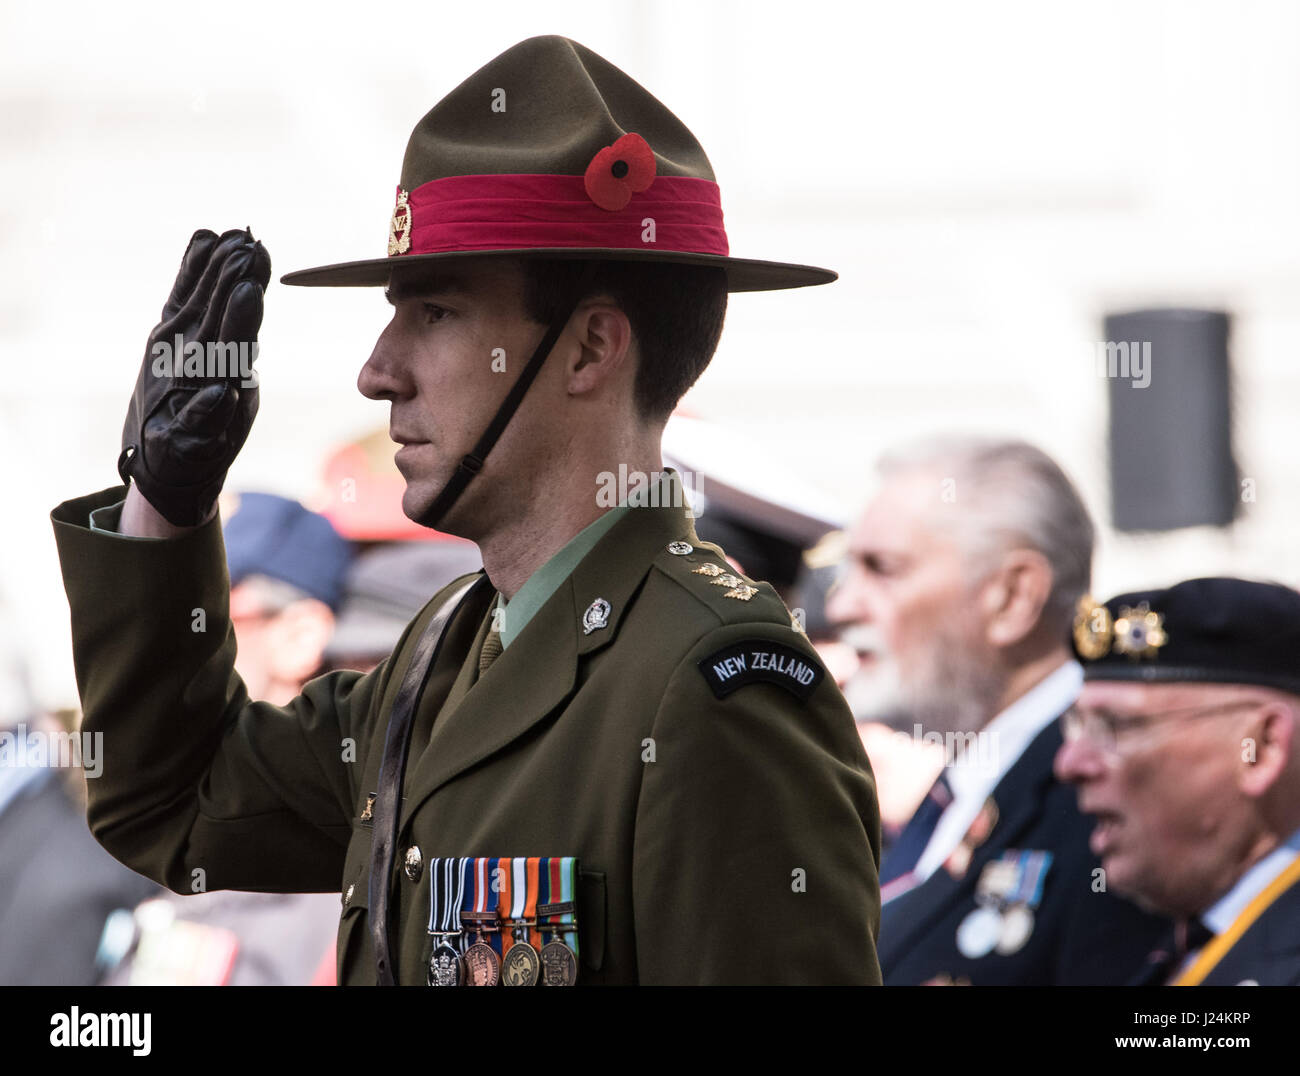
1113, 602, 1168, 660
388, 187, 412, 256
1072, 595, 1114, 660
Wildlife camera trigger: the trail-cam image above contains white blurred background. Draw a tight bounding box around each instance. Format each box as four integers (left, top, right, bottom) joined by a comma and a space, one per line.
3, 0, 1298, 707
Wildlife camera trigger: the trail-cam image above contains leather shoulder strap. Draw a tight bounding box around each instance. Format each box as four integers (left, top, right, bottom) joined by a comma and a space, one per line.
369, 572, 491, 985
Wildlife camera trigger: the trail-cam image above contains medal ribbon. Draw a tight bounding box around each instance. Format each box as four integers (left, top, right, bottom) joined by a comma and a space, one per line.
426, 856, 469, 940
507, 857, 529, 953
534, 856, 552, 950
425, 857, 440, 935
426, 857, 444, 934
451, 857, 468, 941
524, 857, 541, 951
471, 856, 492, 949
1008, 850, 1052, 909
460, 858, 477, 950
561, 857, 578, 954
488, 857, 505, 958
498, 857, 513, 956
545, 857, 579, 956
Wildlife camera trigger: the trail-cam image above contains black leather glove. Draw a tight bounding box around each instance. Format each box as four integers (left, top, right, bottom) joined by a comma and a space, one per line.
118, 228, 271, 527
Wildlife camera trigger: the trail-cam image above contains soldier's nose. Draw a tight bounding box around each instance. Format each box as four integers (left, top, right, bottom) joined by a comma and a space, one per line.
358, 329, 406, 402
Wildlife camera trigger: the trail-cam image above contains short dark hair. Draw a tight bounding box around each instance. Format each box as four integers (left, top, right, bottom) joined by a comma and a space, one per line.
517, 258, 728, 422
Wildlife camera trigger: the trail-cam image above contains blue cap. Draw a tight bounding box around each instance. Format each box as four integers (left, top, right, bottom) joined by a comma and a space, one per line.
224, 492, 352, 611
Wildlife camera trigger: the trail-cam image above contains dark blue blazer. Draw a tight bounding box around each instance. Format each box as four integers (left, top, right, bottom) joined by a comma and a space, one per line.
1193, 869, 1300, 986
879, 719, 1169, 985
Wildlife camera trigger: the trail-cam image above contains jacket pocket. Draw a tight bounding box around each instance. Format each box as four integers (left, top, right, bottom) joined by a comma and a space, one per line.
578, 869, 606, 973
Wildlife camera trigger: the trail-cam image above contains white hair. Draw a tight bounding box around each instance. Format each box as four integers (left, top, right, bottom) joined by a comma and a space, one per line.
877, 435, 1095, 638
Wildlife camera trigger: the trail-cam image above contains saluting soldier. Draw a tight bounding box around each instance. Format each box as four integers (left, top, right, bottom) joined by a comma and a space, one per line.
50, 35, 882, 985
1057, 577, 1300, 986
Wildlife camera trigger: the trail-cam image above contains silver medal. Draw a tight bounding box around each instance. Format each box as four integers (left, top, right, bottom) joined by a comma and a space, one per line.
955, 905, 1003, 959
996, 904, 1035, 955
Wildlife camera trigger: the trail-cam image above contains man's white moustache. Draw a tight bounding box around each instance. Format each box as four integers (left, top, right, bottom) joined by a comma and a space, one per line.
839, 623, 885, 654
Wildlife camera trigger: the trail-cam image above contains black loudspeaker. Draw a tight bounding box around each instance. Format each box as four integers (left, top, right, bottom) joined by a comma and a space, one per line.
1103, 308, 1237, 533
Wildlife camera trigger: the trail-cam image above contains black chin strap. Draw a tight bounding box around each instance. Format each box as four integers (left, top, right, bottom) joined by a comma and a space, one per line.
418, 262, 598, 529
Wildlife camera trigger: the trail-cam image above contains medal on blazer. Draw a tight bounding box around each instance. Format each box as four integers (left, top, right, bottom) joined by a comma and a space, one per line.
995, 850, 1051, 956
955, 905, 1003, 959
426, 856, 468, 986
943, 797, 999, 880
462, 857, 502, 986
997, 904, 1036, 955
538, 857, 580, 986
500, 857, 542, 986
955, 849, 1053, 960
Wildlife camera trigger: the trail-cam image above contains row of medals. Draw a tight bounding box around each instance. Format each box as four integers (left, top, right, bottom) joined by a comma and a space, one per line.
428, 919, 578, 987
955, 899, 1035, 960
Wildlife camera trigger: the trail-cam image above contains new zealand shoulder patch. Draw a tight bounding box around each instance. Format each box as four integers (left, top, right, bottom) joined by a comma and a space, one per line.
698, 641, 824, 701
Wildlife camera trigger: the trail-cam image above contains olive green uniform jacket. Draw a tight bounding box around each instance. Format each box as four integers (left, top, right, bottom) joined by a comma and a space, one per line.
52, 482, 882, 985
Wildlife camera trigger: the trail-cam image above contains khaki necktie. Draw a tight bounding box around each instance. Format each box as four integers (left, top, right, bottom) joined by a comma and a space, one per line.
478, 627, 503, 675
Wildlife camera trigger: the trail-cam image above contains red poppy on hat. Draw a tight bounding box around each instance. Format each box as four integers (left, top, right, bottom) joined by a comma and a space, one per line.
584, 133, 656, 211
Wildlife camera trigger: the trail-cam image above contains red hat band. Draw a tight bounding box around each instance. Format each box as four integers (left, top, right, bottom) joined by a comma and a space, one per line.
390, 173, 730, 260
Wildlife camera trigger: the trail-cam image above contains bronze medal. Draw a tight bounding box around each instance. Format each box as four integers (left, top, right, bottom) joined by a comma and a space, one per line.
427, 942, 463, 986
501, 940, 541, 986
540, 939, 578, 986
460, 906, 502, 986
464, 940, 500, 986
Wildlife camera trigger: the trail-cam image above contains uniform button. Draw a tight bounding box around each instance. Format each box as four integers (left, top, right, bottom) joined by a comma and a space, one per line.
404, 845, 424, 883
343, 883, 355, 906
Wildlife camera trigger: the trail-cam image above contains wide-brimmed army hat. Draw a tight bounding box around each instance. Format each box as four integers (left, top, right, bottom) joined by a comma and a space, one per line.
280, 35, 836, 292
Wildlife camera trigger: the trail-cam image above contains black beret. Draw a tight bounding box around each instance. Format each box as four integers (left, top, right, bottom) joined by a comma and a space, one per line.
1071, 577, 1300, 694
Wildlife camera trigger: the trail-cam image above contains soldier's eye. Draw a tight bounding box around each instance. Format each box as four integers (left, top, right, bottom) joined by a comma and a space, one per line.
423, 303, 451, 324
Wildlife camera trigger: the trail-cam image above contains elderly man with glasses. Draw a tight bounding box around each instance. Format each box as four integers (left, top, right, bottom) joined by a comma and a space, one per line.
1056, 577, 1300, 986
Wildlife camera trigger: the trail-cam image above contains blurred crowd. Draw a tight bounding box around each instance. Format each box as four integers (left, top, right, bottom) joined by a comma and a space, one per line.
3, 417, 1297, 986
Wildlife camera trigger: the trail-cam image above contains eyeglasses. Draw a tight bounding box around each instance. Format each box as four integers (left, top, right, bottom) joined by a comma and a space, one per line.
1061, 698, 1261, 755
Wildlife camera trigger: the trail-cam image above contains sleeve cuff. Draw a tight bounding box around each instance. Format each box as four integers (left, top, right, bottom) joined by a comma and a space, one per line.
87, 496, 166, 542
52, 485, 165, 541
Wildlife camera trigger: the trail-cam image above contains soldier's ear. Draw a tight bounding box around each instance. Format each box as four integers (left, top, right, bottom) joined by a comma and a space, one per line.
983, 548, 1053, 650
563, 301, 634, 396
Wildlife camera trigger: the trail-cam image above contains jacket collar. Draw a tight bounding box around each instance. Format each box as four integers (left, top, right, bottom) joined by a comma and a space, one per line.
400, 471, 699, 824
